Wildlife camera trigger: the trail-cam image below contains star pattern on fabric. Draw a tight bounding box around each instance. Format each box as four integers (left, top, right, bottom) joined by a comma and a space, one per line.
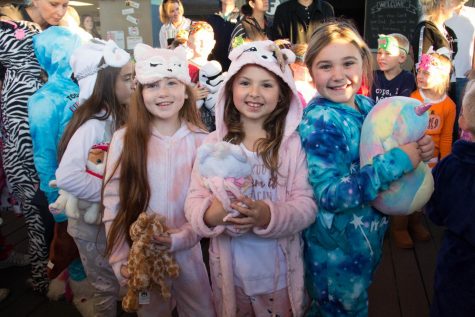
350, 214, 364, 229
340, 176, 350, 183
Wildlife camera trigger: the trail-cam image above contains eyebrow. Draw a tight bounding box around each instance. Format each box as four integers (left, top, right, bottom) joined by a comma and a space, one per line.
316, 56, 358, 65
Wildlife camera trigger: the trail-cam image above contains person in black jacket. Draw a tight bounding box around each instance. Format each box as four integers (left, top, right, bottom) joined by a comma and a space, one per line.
271, 0, 334, 44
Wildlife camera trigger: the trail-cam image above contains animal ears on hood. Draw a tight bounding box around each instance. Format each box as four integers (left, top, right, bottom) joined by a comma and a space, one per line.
134, 43, 187, 63
102, 40, 131, 67
229, 41, 296, 71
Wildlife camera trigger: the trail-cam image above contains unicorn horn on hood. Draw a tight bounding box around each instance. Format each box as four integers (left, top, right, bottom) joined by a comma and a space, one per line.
415, 103, 432, 116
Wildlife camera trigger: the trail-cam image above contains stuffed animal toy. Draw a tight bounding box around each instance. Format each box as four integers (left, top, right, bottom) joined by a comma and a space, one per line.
48, 143, 108, 224
197, 141, 253, 221
360, 96, 434, 215
196, 60, 226, 115
122, 212, 180, 312
47, 271, 95, 317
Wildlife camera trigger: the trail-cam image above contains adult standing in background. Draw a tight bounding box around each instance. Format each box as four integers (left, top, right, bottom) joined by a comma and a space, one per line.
446, 0, 475, 139
0, 0, 70, 294
81, 14, 101, 39
411, 0, 458, 66
0, 0, 68, 30
159, 0, 191, 48
229, 0, 272, 51
207, 0, 241, 71
271, 0, 334, 44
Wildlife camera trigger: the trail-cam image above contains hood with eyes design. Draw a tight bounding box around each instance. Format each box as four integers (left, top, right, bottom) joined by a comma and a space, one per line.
215, 40, 302, 140
134, 43, 191, 85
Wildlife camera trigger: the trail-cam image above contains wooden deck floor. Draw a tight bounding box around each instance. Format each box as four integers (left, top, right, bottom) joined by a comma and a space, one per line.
0, 210, 443, 317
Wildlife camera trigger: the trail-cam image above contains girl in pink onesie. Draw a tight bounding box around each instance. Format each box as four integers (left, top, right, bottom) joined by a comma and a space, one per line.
103, 44, 215, 317
185, 40, 317, 317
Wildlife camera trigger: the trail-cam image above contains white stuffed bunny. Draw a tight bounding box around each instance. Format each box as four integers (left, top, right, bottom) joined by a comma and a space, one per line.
197, 141, 253, 221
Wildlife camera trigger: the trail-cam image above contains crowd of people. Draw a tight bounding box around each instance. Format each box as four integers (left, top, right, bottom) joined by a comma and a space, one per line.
0, 0, 474, 316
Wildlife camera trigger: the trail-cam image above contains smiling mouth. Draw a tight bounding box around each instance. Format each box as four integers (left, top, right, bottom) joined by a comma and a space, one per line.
157, 101, 173, 107
245, 101, 264, 109
328, 84, 350, 91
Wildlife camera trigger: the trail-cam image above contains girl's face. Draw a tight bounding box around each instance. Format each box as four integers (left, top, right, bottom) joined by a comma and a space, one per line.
310, 39, 363, 108
32, 0, 69, 26
142, 78, 187, 126
416, 69, 443, 91
114, 62, 134, 106
83, 16, 93, 31
166, 3, 182, 25
250, 0, 269, 13
232, 65, 280, 126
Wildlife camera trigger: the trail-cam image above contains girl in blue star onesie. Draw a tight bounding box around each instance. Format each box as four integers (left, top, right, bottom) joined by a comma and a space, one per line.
298, 21, 435, 316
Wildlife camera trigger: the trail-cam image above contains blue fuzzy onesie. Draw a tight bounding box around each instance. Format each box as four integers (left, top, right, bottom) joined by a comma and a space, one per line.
299, 95, 414, 316
28, 26, 82, 221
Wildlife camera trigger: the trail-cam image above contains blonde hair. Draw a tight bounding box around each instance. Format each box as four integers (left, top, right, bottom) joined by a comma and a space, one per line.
305, 20, 373, 93
418, 53, 452, 96
419, 0, 452, 17
462, 76, 475, 134
388, 33, 410, 57
159, 0, 184, 24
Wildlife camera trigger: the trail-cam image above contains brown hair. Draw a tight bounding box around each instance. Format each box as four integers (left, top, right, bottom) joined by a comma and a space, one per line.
159, 0, 184, 24
222, 64, 291, 185
305, 20, 374, 92
105, 82, 204, 255
58, 60, 127, 161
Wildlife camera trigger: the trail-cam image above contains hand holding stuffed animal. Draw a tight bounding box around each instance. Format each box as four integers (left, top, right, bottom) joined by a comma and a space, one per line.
360, 96, 434, 215
197, 141, 253, 221
49, 143, 108, 224
122, 212, 180, 312
196, 60, 226, 114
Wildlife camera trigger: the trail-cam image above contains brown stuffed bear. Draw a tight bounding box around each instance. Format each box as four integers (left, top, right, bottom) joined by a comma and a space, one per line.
122, 212, 180, 312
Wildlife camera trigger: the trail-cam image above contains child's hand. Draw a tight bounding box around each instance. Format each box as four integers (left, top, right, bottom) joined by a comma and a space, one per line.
152, 232, 172, 250
204, 198, 228, 227
120, 264, 130, 279
417, 135, 435, 162
228, 197, 271, 230
399, 142, 422, 168
193, 84, 209, 100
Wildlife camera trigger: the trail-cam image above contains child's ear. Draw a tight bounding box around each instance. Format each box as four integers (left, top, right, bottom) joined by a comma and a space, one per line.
399, 53, 407, 64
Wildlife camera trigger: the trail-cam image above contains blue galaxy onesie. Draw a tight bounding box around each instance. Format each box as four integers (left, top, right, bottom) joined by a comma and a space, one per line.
299, 95, 414, 316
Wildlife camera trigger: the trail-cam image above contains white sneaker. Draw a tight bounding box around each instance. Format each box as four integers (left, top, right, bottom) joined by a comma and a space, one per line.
0, 251, 30, 269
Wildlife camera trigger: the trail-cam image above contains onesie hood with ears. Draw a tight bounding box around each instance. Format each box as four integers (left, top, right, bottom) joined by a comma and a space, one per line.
33, 26, 82, 79
214, 40, 303, 140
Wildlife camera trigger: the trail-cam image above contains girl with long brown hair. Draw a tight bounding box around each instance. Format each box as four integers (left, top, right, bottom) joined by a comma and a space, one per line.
55, 39, 133, 316
185, 40, 316, 316
102, 44, 215, 316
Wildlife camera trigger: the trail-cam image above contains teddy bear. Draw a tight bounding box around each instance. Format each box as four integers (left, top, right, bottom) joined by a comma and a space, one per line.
48, 143, 108, 224
197, 141, 253, 221
122, 212, 180, 313
196, 60, 226, 115
360, 96, 434, 215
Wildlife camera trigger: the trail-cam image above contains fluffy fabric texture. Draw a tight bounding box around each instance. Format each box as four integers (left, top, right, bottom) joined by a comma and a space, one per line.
134, 44, 190, 85
28, 26, 82, 221
122, 212, 180, 313
360, 96, 434, 215
196, 60, 226, 114
70, 39, 130, 105
197, 141, 253, 221
49, 144, 108, 224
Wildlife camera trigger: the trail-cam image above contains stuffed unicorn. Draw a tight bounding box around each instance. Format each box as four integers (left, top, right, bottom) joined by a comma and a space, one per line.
197, 142, 253, 221
360, 96, 434, 215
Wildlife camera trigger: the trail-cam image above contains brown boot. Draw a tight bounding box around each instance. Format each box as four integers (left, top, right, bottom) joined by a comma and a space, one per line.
409, 212, 431, 241
390, 215, 414, 249
47, 221, 79, 279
